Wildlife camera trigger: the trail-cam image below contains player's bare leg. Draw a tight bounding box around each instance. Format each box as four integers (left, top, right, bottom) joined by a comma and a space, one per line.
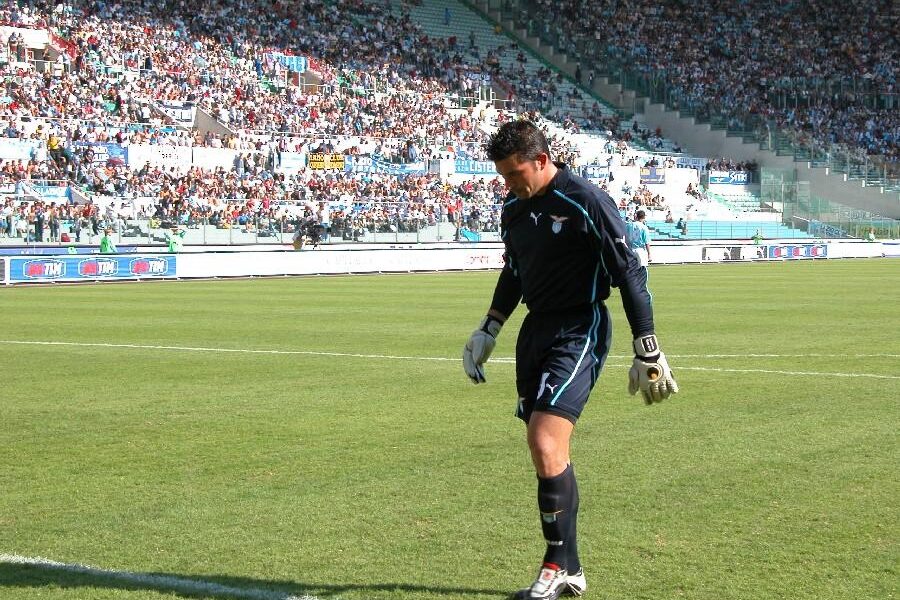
513, 412, 585, 599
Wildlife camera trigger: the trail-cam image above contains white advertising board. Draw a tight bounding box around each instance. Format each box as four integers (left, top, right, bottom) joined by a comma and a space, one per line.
2, 241, 890, 285
174, 245, 506, 279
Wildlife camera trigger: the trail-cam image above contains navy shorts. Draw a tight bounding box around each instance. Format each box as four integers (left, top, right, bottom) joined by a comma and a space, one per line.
515, 303, 612, 424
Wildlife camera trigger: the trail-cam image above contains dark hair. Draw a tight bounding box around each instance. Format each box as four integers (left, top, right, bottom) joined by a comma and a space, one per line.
485, 120, 551, 162
636, 210, 646, 220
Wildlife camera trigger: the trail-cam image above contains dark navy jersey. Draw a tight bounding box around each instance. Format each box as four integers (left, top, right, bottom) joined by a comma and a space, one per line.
490, 164, 655, 337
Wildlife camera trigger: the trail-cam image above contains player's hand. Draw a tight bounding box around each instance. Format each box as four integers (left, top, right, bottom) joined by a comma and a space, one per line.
628, 334, 678, 404
463, 315, 503, 384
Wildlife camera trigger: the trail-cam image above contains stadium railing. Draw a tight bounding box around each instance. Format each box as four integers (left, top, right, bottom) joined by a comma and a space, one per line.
647, 220, 813, 241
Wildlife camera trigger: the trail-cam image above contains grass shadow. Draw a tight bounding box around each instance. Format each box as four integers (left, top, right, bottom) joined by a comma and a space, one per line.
0, 561, 508, 599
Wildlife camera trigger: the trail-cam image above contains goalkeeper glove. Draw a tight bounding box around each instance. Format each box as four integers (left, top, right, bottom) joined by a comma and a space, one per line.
628, 334, 679, 404
463, 315, 503, 384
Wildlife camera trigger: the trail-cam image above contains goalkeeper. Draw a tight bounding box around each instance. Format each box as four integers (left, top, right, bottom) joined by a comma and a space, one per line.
463, 120, 678, 600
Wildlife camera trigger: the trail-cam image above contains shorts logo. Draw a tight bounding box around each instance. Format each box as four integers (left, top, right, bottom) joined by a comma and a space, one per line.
530, 211, 542, 226
550, 215, 569, 234
537, 372, 559, 398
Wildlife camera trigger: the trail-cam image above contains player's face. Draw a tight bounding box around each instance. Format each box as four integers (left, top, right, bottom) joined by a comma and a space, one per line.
494, 153, 550, 199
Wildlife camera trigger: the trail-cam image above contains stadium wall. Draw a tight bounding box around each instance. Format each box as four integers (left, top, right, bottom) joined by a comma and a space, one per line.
1, 241, 892, 285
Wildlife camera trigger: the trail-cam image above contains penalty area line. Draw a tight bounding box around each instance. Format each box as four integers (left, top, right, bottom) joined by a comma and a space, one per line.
0, 553, 319, 600
1, 339, 897, 380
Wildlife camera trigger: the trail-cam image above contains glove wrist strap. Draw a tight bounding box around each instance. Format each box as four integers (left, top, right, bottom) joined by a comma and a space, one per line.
479, 315, 503, 338
633, 333, 660, 360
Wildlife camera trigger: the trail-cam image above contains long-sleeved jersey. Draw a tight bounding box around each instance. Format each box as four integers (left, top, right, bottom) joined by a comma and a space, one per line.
490, 164, 655, 337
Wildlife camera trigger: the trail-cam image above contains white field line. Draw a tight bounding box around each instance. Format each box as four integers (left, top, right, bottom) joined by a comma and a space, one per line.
1, 339, 899, 380
0, 553, 319, 600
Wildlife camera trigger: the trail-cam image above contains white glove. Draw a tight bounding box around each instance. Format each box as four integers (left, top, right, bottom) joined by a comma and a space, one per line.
628, 334, 679, 404
463, 315, 503, 384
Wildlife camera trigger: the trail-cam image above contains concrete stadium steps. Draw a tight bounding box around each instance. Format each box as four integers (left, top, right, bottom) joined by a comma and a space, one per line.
706, 191, 769, 213
387, 0, 615, 123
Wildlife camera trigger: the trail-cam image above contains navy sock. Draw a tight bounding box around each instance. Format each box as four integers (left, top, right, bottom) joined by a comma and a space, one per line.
537, 464, 577, 570
567, 465, 581, 573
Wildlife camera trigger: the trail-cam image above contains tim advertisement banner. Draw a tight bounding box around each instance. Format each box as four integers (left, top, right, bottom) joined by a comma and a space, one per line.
702, 244, 827, 262
7, 255, 177, 283
639, 166, 666, 184
767, 244, 827, 259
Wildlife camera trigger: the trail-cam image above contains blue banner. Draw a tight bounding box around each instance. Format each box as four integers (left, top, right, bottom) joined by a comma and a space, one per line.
24, 183, 71, 201
709, 170, 750, 185
265, 52, 307, 73
454, 159, 495, 175
8, 255, 177, 282
345, 156, 428, 175
72, 141, 129, 167
639, 166, 666, 184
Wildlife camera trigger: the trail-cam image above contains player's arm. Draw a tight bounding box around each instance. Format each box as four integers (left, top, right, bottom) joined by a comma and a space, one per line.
462, 245, 522, 384
590, 194, 678, 403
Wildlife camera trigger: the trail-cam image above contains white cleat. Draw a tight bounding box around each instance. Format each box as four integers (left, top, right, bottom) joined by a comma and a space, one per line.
563, 568, 587, 596
512, 565, 569, 600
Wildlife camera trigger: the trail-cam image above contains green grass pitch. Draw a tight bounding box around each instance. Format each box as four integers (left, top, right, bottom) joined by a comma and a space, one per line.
1, 258, 897, 600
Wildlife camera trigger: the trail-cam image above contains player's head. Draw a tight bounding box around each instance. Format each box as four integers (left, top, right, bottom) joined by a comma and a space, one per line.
486, 120, 555, 199
635, 210, 646, 221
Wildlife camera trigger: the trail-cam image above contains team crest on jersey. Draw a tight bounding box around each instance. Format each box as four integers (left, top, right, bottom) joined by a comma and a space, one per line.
550, 214, 569, 234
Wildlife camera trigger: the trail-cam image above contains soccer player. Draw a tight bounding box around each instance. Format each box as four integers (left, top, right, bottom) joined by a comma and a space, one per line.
626, 209, 651, 267
463, 121, 678, 600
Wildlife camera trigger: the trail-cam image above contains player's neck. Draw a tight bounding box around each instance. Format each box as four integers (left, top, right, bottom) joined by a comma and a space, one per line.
532, 162, 559, 198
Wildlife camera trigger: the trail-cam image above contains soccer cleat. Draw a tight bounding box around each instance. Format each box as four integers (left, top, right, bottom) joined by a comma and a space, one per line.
563, 568, 587, 596
512, 565, 569, 600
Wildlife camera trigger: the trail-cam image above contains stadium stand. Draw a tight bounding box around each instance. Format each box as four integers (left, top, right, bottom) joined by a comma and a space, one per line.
505, 0, 898, 190
0, 0, 896, 247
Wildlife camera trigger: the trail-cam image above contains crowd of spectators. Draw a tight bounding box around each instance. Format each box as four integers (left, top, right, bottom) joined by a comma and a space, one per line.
1, 0, 890, 247
0, 0, 665, 167
0, 155, 511, 243
527, 0, 897, 163
706, 158, 758, 172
